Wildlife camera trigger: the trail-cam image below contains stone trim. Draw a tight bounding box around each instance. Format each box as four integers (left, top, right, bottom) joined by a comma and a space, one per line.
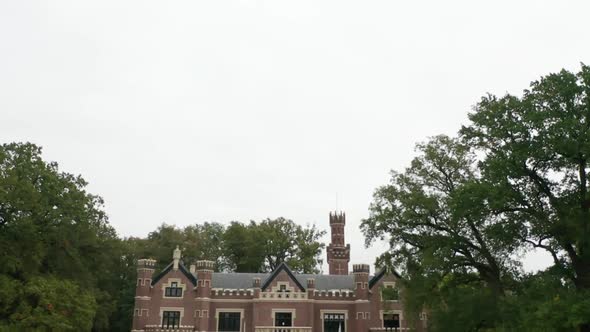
194, 309, 209, 318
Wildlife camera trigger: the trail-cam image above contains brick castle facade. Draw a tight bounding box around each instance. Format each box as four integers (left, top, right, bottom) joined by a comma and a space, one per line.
132, 212, 428, 332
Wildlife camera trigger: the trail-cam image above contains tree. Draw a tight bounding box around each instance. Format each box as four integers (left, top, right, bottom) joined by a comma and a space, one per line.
361, 136, 518, 295
3, 276, 97, 331
223, 218, 326, 273
362, 64, 590, 331
183, 222, 229, 271
0, 142, 124, 331
461, 65, 590, 293
460, 64, 590, 331
223, 221, 266, 272
258, 218, 326, 273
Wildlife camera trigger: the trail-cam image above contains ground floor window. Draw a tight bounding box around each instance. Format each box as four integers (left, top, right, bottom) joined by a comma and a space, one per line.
218, 312, 241, 331
383, 313, 400, 329
162, 311, 180, 329
324, 313, 345, 332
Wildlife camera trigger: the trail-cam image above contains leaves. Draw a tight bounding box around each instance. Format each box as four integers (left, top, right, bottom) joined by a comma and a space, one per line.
365, 64, 590, 331
223, 218, 326, 273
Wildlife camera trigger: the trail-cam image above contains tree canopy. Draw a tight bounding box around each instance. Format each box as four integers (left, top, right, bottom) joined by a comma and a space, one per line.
0, 142, 327, 331
0, 143, 125, 331
362, 64, 590, 331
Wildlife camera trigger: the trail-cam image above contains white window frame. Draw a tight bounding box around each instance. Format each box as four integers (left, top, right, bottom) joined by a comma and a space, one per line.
215, 308, 244, 332
320, 310, 348, 332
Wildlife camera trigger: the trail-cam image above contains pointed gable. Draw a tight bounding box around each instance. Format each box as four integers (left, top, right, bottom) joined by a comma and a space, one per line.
369, 267, 402, 289
150, 262, 197, 287
261, 262, 306, 292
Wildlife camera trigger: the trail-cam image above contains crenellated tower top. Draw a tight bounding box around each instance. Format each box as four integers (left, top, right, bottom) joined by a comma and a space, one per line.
327, 211, 350, 275
329, 211, 346, 224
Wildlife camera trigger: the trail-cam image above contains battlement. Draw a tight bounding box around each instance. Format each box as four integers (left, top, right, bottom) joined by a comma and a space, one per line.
312, 289, 355, 299
329, 211, 345, 224
195, 260, 215, 271
137, 258, 157, 269
353, 264, 370, 273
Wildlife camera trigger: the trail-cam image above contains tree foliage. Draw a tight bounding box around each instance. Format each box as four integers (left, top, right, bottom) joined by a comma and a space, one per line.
223, 218, 325, 273
0, 142, 328, 331
363, 64, 590, 331
0, 143, 125, 331
362, 135, 519, 294
461, 64, 590, 290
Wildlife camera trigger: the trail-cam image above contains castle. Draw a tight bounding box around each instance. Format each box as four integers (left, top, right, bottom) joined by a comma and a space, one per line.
131, 212, 427, 331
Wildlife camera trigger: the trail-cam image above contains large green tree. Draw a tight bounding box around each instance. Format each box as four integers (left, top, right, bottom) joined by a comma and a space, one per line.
461, 64, 590, 293
223, 221, 267, 272
130, 222, 229, 271
361, 136, 518, 295
223, 218, 326, 273
0, 143, 126, 331
362, 65, 590, 331
258, 218, 326, 273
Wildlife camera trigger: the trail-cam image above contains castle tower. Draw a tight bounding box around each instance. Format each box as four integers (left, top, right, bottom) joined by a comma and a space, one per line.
195, 260, 214, 332
132, 258, 157, 330
327, 211, 350, 275
353, 264, 371, 331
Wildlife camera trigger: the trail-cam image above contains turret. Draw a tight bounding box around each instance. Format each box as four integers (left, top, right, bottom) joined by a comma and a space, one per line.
353, 263, 370, 299
352, 264, 371, 332
132, 258, 156, 330
195, 260, 214, 332
135, 258, 157, 297
195, 260, 214, 297
327, 211, 350, 275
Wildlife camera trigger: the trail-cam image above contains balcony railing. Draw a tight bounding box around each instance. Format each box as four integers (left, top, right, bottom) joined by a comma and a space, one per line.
143, 325, 195, 332
255, 327, 312, 332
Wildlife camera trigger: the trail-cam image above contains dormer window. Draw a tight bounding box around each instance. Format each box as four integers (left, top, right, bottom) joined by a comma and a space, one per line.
165, 282, 183, 297
381, 282, 399, 301
279, 284, 290, 293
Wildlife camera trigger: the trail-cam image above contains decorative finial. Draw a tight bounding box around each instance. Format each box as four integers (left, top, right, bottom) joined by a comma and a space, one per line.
173, 246, 181, 270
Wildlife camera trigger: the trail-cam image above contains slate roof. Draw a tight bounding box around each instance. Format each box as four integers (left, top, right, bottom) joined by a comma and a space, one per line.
151, 260, 400, 291
210, 270, 358, 290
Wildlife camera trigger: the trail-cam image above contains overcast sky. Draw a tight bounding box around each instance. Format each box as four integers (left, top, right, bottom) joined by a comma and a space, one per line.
2, 0, 589, 273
